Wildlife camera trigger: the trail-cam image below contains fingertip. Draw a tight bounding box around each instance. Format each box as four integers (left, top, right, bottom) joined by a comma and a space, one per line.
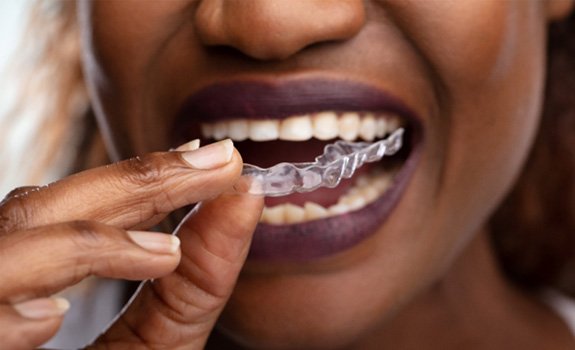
118, 236, 182, 280
127, 231, 181, 255
181, 139, 235, 170
2, 300, 65, 349
13, 297, 70, 320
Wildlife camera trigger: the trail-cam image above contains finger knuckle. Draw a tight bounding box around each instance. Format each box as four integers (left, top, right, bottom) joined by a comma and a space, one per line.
67, 220, 110, 251
0, 186, 39, 204
119, 153, 173, 189
0, 193, 38, 234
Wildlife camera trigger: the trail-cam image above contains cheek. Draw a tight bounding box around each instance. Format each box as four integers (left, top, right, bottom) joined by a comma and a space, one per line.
81, 1, 190, 86
401, 1, 541, 85
429, 1, 547, 252
77, 0, 189, 156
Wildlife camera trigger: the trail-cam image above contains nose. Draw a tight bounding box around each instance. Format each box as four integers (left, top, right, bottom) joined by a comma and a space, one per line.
194, 0, 366, 60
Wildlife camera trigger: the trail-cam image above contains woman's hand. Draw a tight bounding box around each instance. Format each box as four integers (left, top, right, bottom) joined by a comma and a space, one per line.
0, 139, 263, 349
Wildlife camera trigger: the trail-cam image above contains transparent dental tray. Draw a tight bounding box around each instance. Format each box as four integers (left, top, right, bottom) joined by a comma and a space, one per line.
241, 128, 404, 197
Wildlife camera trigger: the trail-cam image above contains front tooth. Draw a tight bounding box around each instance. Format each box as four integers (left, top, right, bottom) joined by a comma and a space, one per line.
386, 115, 401, 132
304, 202, 328, 220
373, 175, 392, 192
200, 124, 213, 139
312, 112, 339, 140
228, 120, 249, 141
249, 120, 280, 141
279, 115, 313, 141
261, 205, 285, 224
356, 174, 370, 187
339, 113, 360, 141
375, 118, 387, 138
284, 203, 306, 224
340, 194, 365, 211
359, 114, 376, 141
328, 203, 350, 215
212, 122, 228, 140
360, 186, 379, 203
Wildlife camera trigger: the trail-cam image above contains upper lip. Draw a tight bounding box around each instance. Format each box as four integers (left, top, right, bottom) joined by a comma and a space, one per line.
174, 77, 422, 127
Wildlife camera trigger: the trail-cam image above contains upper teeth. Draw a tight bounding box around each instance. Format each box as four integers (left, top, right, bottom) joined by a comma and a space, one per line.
200, 111, 402, 142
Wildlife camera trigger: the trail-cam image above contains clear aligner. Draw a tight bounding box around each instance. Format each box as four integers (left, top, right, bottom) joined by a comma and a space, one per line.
241, 128, 404, 197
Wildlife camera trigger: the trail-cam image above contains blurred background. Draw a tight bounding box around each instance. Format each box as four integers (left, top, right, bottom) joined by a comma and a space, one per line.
1, 0, 35, 197
0, 1, 29, 74
0, 0, 30, 119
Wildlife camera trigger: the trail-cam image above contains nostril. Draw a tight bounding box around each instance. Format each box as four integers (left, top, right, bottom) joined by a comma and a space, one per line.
194, 0, 366, 61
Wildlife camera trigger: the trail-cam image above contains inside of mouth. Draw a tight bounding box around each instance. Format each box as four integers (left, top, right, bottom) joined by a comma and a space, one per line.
187, 112, 415, 224
209, 128, 412, 210
234, 129, 412, 168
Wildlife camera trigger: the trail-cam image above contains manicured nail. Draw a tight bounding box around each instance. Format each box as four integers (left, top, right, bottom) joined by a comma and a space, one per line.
13, 297, 70, 319
127, 231, 180, 254
175, 139, 200, 152
181, 139, 234, 170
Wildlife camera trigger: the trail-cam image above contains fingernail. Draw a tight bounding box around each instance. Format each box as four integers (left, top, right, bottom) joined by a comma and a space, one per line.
13, 297, 70, 319
127, 231, 180, 254
175, 139, 200, 152
181, 139, 234, 170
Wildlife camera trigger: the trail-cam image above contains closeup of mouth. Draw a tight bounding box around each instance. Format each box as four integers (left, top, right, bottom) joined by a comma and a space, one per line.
175, 79, 423, 261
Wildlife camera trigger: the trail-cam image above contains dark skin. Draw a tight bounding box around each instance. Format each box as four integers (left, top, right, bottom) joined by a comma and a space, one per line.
1, 0, 575, 349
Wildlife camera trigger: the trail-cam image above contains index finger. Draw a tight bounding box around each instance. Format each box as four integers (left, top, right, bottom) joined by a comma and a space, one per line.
1, 139, 241, 232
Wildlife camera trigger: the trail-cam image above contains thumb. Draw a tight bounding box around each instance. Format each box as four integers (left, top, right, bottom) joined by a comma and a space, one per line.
93, 191, 263, 349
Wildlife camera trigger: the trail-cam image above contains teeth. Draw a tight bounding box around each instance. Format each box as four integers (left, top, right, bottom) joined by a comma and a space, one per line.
249, 120, 280, 141
201, 124, 213, 138
261, 205, 285, 225
200, 111, 402, 141
387, 115, 401, 132
359, 113, 376, 141
284, 203, 306, 223
340, 194, 366, 211
279, 115, 313, 141
304, 202, 329, 220
259, 171, 394, 225
359, 186, 379, 203
338, 112, 360, 141
312, 112, 339, 140
228, 120, 249, 141
375, 118, 387, 138
212, 122, 228, 140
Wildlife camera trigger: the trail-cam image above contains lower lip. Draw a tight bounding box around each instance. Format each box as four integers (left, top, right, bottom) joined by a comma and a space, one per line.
247, 141, 422, 262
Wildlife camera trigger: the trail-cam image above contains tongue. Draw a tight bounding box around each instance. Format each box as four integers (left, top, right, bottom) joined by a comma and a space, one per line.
236, 140, 374, 207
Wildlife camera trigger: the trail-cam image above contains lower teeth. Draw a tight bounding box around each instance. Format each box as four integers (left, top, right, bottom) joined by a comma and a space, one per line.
242, 128, 404, 197
259, 170, 395, 225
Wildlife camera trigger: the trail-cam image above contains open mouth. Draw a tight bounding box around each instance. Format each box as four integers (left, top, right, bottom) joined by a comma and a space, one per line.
200, 111, 408, 222
175, 79, 423, 261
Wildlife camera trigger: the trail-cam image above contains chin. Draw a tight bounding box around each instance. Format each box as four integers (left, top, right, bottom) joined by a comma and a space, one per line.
217, 293, 388, 350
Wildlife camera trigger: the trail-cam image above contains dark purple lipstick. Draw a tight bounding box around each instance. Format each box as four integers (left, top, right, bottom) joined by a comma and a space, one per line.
176, 79, 419, 123
174, 78, 424, 262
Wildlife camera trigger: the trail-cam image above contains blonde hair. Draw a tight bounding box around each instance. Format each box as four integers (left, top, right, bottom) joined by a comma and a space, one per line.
1, 0, 90, 191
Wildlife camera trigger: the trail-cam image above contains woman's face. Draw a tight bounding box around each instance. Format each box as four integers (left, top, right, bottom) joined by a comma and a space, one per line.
78, 0, 570, 348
